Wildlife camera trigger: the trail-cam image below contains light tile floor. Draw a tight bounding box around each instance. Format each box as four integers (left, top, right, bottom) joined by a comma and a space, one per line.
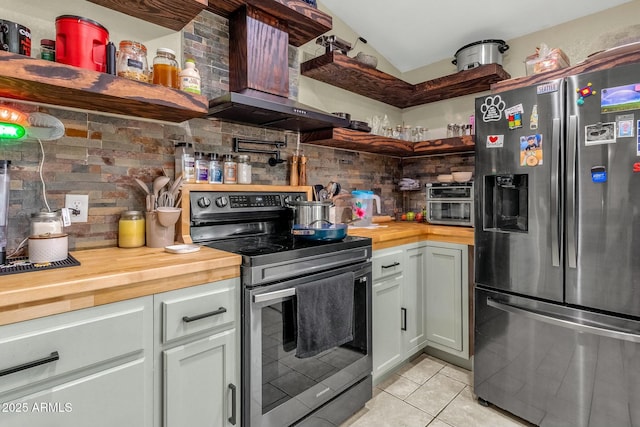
341, 354, 534, 427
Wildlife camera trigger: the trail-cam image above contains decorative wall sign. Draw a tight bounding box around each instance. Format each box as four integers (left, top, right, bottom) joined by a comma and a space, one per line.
480, 96, 506, 122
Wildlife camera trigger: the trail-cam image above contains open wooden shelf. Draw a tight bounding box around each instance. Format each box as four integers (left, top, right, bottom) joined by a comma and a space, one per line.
301, 128, 475, 157
0, 52, 208, 123
206, 0, 332, 46
88, 0, 208, 31
86, 0, 331, 46
301, 52, 511, 108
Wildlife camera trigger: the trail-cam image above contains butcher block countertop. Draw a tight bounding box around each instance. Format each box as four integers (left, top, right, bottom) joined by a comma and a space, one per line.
348, 222, 474, 250
0, 246, 241, 326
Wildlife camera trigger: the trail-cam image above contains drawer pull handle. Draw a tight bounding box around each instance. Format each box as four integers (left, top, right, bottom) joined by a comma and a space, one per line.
182, 307, 227, 323
228, 383, 237, 425
401, 308, 407, 331
381, 262, 400, 269
0, 351, 60, 377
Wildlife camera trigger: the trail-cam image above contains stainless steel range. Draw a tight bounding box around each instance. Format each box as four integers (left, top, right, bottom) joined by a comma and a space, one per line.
185, 185, 373, 427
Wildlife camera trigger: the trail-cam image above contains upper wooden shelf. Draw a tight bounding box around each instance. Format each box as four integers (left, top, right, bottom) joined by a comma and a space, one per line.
206, 0, 332, 46
301, 52, 511, 108
301, 128, 475, 157
0, 52, 208, 123
88, 0, 208, 31
86, 0, 331, 45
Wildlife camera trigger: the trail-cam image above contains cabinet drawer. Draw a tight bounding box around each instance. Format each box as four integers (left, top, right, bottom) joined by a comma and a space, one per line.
372, 249, 403, 280
160, 280, 237, 343
0, 297, 150, 395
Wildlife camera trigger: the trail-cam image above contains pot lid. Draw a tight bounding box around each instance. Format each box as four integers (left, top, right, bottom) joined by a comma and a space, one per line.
454, 39, 507, 56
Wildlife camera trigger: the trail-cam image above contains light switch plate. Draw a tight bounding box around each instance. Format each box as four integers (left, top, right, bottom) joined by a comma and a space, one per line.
65, 194, 89, 223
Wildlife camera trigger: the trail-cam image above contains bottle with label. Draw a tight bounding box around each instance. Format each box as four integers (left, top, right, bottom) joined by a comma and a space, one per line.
208, 153, 223, 184
223, 154, 237, 184
179, 59, 201, 94
194, 152, 209, 183
175, 142, 195, 183
152, 48, 179, 89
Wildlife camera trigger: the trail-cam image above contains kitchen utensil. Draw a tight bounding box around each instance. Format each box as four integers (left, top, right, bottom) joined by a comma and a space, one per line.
290, 154, 299, 186
168, 175, 183, 197
134, 178, 150, 195
354, 52, 378, 68
318, 188, 329, 201
299, 154, 308, 186
153, 176, 170, 199
351, 190, 381, 226
157, 191, 175, 208
28, 233, 68, 263
156, 207, 181, 227
291, 220, 347, 242
452, 171, 472, 182
437, 174, 454, 183
0, 20, 31, 56
0, 160, 10, 265
55, 15, 109, 72
287, 200, 333, 226
452, 39, 509, 72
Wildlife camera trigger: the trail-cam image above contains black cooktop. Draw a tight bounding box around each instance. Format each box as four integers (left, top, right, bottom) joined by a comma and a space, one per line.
203, 234, 372, 267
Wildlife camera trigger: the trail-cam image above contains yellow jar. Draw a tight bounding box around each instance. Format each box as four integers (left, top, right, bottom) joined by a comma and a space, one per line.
118, 210, 145, 248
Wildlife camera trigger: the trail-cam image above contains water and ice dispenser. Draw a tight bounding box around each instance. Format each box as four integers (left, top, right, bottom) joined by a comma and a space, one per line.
483, 174, 528, 232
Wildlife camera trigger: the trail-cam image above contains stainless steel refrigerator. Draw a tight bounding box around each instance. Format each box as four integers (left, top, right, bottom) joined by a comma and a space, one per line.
474, 62, 640, 427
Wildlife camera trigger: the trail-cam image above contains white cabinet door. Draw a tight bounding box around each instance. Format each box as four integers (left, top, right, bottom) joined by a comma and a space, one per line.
0, 358, 149, 427
163, 328, 238, 427
372, 275, 403, 380
403, 243, 428, 356
425, 243, 469, 359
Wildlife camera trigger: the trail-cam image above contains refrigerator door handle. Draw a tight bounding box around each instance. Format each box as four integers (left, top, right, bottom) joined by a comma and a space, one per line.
567, 115, 578, 269
487, 298, 640, 343
550, 117, 561, 267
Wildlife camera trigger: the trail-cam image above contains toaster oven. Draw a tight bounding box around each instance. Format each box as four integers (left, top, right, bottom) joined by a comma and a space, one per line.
426, 182, 474, 227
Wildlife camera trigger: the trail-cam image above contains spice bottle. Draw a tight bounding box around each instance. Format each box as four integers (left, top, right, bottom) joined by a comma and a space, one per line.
223, 154, 237, 184
118, 210, 145, 248
179, 59, 201, 94
40, 39, 55, 61
116, 40, 149, 82
208, 153, 223, 184
195, 152, 209, 183
237, 155, 251, 184
174, 142, 195, 183
152, 48, 179, 89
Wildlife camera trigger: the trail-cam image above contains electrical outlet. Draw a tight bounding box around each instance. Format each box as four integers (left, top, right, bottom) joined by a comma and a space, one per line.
65, 194, 89, 223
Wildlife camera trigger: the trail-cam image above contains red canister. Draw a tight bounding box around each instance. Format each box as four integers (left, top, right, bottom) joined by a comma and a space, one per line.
55, 15, 109, 72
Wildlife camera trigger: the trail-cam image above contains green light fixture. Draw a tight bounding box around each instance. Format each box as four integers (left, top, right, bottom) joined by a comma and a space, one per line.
0, 122, 26, 140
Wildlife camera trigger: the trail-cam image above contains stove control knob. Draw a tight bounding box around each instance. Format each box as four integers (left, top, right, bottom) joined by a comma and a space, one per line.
283, 195, 292, 205
295, 195, 304, 201
197, 197, 211, 208
215, 196, 229, 208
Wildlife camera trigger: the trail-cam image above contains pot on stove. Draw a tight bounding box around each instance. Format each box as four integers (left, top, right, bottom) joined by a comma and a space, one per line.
287, 200, 332, 227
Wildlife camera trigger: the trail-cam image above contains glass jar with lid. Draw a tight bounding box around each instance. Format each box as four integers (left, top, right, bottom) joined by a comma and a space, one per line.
118, 210, 145, 248
152, 48, 179, 89
116, 40, 149, 82
31, 211, 63, 235
237, 155, 252, 184
223, 154, 237, 184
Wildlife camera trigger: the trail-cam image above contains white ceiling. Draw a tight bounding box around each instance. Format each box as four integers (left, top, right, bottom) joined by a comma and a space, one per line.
320, 0, 631, 72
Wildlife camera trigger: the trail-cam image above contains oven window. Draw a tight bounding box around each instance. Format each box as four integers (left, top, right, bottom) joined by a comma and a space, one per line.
428, 201, 472, 221
260, 283, 368, 414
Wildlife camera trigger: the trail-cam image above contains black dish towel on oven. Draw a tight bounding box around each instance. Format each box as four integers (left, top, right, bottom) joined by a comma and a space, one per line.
295, 271, 355, 358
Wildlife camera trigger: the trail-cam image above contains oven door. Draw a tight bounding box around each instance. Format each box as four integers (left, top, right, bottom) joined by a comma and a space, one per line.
243, 262, 372, 427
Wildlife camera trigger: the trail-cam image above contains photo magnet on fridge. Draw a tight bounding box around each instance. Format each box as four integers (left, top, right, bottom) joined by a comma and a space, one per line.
585, 122, 616, 145
520, 134, 543, 166
601, 83, 640, 114
637, 120, 640, 156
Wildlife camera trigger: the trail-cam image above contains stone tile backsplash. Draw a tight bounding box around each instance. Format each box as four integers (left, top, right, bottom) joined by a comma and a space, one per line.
0, 9, 474, 254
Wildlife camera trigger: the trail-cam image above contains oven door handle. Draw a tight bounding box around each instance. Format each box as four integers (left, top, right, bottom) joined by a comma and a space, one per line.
253, 288, 296, 303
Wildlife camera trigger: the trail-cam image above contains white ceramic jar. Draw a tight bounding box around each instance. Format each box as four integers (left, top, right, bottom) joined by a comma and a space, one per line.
28, 233, 68, 263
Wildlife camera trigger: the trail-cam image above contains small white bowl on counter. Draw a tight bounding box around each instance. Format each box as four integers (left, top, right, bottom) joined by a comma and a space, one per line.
452, 172, 472, 182
436, 174, 454, 183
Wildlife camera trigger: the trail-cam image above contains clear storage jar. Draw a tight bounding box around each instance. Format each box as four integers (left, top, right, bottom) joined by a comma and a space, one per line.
152, 48, 179, 89
31, 211, 63, 235
116, 40, 149, 82
118, 210, 145, 248
237, 154, 252, 184
223, 154, 237, 184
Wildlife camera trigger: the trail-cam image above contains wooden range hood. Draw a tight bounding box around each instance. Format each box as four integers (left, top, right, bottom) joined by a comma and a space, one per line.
207, 5, 349, 132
